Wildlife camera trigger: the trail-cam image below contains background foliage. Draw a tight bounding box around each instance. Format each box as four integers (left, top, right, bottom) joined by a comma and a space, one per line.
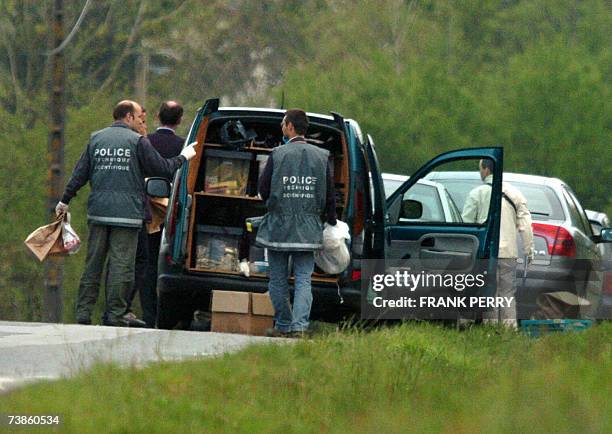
0, 0, 610, 321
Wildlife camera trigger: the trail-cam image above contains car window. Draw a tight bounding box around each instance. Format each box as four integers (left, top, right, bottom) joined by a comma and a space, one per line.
509, 182, 565, 222
395, 158, 496, 225
445, 190, 463, 223
401, 183, 444, 222
383, 178, 405, 199
561, 187, 588, 232
591, 222, 603, 236
434, 178, 567, 223
563, 187, 592, 236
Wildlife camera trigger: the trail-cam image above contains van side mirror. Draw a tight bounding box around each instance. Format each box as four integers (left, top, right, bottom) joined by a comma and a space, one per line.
146, 177, 171, 198
400, 199, 423, 220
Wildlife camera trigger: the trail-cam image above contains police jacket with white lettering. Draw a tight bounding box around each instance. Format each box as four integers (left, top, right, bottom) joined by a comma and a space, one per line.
62, 122, 186, 228
256, 138, 332, 251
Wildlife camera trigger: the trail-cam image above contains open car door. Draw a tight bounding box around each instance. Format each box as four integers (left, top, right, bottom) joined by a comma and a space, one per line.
362, 134, 388, 260
168, 98, 219, 263
363, 146, 504, 320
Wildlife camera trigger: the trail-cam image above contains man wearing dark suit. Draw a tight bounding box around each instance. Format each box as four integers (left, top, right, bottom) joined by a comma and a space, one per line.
132, 101, 185, 327
147, 101, 185, 157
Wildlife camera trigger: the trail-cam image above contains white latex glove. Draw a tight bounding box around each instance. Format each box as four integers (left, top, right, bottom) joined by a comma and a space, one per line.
180, 141, 198, 160
239, 259, 250, 277
55, 201, 69, 216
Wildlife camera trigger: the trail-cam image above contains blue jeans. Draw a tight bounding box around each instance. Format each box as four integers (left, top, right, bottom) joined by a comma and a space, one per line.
268, 250, 315, 332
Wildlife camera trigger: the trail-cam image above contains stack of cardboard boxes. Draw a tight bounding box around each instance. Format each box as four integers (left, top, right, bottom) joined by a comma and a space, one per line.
211, 291, 274, 336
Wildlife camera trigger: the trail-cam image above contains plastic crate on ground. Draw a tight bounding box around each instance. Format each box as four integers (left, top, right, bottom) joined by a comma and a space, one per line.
520, 319, 593, 337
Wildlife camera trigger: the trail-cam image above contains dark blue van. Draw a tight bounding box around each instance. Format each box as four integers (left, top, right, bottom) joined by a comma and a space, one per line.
149, 98, 504, 328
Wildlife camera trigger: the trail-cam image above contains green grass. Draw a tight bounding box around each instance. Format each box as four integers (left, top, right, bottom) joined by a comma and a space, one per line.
1, 322, 610, 433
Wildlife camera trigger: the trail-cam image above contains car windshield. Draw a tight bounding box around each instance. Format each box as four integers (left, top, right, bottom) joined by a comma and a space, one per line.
383, 178, 405, 198
435, 180, 479, 210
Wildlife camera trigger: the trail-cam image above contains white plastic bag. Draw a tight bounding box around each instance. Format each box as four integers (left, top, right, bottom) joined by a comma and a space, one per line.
315, 220, 350, 274
61, 213, 81, 255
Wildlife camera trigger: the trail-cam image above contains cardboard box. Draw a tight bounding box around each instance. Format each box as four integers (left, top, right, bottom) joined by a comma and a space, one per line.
194, 225, 242, 271
251, 292, 275, 316
204, 149, 252, 196
211, 290, 274, 335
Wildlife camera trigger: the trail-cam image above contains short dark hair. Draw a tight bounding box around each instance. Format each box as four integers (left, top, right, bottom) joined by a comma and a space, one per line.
159, 101, 183, 126
480, 159, 494, 172
284, 109, 309, 135
113, 101, 135, 120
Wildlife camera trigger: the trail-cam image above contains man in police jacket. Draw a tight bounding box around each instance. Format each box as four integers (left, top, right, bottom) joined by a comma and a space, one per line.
55, 100, 197, 327
257, 109, 337, 337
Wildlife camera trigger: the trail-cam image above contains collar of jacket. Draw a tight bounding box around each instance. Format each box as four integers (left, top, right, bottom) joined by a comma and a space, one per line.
111, 121, 132, 129
484, 174, 493, 185
156, 126, 176, 134
288, 136, 306, 143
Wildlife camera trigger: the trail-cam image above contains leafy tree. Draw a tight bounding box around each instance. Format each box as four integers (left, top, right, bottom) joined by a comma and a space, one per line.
1, 0, 609, 321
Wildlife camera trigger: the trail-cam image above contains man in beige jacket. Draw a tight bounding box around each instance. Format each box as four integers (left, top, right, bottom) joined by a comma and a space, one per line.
462, 159, 535, 327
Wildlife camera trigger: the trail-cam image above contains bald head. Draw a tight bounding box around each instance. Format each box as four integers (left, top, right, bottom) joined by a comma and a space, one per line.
113, 100, 139, 120
113, 100, 143, 132
158, 100, 183, 127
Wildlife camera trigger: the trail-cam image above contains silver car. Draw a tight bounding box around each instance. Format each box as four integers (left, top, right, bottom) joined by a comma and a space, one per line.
426, 171, 609, 319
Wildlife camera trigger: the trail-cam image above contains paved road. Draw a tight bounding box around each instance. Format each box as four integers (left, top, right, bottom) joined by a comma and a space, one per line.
0, 321, 277, 392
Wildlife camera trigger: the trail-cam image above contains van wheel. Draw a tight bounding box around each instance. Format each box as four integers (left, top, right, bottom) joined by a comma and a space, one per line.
156, 291, 182, 329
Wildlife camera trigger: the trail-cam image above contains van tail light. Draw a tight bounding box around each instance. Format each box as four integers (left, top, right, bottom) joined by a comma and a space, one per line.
532, 223, 576, 257
603, 273, 612, 295
351, 270, 362, 281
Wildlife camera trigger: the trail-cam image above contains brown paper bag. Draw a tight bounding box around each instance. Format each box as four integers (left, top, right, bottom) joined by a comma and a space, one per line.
147, 197, 169, 234
24, 215, 67, 262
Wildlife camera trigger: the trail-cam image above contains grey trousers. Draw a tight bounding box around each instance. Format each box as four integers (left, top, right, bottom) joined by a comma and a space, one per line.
75, 224, 139, 323
483, 259, 518, 327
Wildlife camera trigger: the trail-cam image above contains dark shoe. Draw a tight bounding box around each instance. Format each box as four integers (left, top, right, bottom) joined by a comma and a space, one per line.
77, 318, 91, 325
104, 313, 147, 328
122, 312, 147, 327
265, 328, 291, 338
190, 310, 211, 331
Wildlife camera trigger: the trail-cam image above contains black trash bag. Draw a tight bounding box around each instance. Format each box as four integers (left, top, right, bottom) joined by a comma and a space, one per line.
253, 133, 279, 149
220, 120, 256, 149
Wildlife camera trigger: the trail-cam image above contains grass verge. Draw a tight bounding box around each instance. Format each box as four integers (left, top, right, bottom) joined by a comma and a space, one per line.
1, 322, 610, 433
